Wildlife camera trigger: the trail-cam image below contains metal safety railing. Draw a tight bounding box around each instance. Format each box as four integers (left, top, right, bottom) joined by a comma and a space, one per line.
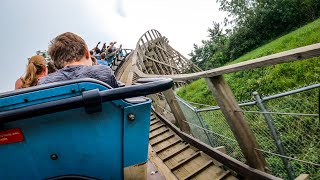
173, 84, 319, 180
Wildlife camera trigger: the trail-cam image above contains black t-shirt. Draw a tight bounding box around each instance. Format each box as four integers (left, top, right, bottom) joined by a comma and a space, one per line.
38, 65, 119, 88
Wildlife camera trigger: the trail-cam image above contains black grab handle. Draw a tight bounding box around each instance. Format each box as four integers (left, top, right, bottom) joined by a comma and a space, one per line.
0, 78, 173, 123
100, 78, 173, 102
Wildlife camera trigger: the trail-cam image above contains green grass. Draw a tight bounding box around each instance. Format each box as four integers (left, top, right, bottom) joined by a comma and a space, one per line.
177, 18, 320, 104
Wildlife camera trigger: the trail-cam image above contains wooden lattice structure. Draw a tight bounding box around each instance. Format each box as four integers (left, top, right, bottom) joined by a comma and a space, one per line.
115, 29, 201, 86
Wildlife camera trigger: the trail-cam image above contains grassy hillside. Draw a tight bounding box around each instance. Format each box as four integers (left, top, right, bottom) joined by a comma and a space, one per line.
177, 18, 320, 104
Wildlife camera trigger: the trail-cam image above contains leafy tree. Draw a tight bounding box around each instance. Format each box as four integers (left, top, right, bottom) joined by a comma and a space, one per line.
190, 0, 320, 69
190, 22, 229, 70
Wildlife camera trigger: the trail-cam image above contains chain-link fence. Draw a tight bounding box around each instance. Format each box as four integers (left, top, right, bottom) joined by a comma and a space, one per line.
172, 84, 319, 180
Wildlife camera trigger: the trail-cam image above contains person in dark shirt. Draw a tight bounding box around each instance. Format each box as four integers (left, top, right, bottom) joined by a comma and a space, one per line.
38, 32, 118, 88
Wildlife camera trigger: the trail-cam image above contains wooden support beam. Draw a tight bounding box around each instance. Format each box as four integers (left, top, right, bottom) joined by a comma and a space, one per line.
145, 56, 178, 70
295, 174, 309, 180
136, 43, 320, 81
205, 75, 267, 171
162, 88, 192, 135
148, 144, 178, 180
150, 94, 164, 114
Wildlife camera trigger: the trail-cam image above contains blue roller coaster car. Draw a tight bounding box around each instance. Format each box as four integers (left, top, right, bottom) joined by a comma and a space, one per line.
0, 78, 173, 180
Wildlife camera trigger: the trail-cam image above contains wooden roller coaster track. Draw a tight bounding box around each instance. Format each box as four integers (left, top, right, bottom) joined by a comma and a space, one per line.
115, 29, 319, 180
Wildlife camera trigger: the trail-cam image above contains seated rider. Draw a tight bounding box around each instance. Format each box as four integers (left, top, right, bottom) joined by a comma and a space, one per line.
38, 32, 118, 88
101, 42, 107, 53
92, 42, 101, 60
15, 55, 48, 89
91, 56, 98, 65
106, 42, 122, 66
97, 52, 109, 66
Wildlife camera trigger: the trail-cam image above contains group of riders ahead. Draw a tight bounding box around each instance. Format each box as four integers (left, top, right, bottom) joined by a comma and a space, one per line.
15, 32, 124, 90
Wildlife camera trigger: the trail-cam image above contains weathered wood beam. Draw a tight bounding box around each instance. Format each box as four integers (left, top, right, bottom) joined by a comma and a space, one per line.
205, 75, 267, 171
137, 46, 150, 74
148, 144, 178, 180
294, 174, 309, 180
150, 49, 168, 74
144, 56, 179, 70
136, 43, 320, 81
162, 88, 192, 135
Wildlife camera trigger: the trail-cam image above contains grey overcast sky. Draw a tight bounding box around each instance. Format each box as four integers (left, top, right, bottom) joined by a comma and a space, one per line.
0, 0, 225, 92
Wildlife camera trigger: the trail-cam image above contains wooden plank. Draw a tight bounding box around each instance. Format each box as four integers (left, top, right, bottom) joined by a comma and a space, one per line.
124, 162, 147, 180
155, 139, 182, 153
182, 160, 213, 180
144, 56, 178, 70
170, 151, 201, 171
149, 129, 169, 140
178, 154, 210, 177
206, 76, 267, 171
193, 165, 232, 180
148, 144, 178, 180
151, 134, 175, 146
149, 131, 172, 145
212, 146, 227, 167
147, 31, 154, 41
137, 45, 149, 73
151, 133, 173, 151
135, 43, 320, 81
295, 174, 309, 180
214, 146, 227, 154
147, 161, 165, 180
152, 108, 282, 180
216, 170, 232, 179
146, 50, 156, 56
150, 126, 167, 137
153, 47, 171, 74
150, 124, 166, 132
163, 146, 196, 167
150, 120, 160, 126
162, 88, 192, 134
151, 30, 158, 39
162, 144, 190, 162
150, 115, 157, 121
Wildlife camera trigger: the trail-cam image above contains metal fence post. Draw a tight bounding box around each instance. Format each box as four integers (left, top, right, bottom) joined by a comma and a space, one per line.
253, 91, 295, 180
195, 109, 216, 147
175, 95, 215, 147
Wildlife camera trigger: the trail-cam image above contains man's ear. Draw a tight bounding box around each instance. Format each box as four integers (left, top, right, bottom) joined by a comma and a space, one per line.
85, 49, 90, 59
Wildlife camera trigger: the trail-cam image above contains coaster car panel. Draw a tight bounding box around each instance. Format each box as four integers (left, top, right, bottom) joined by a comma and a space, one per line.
0, 78, 173, 180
